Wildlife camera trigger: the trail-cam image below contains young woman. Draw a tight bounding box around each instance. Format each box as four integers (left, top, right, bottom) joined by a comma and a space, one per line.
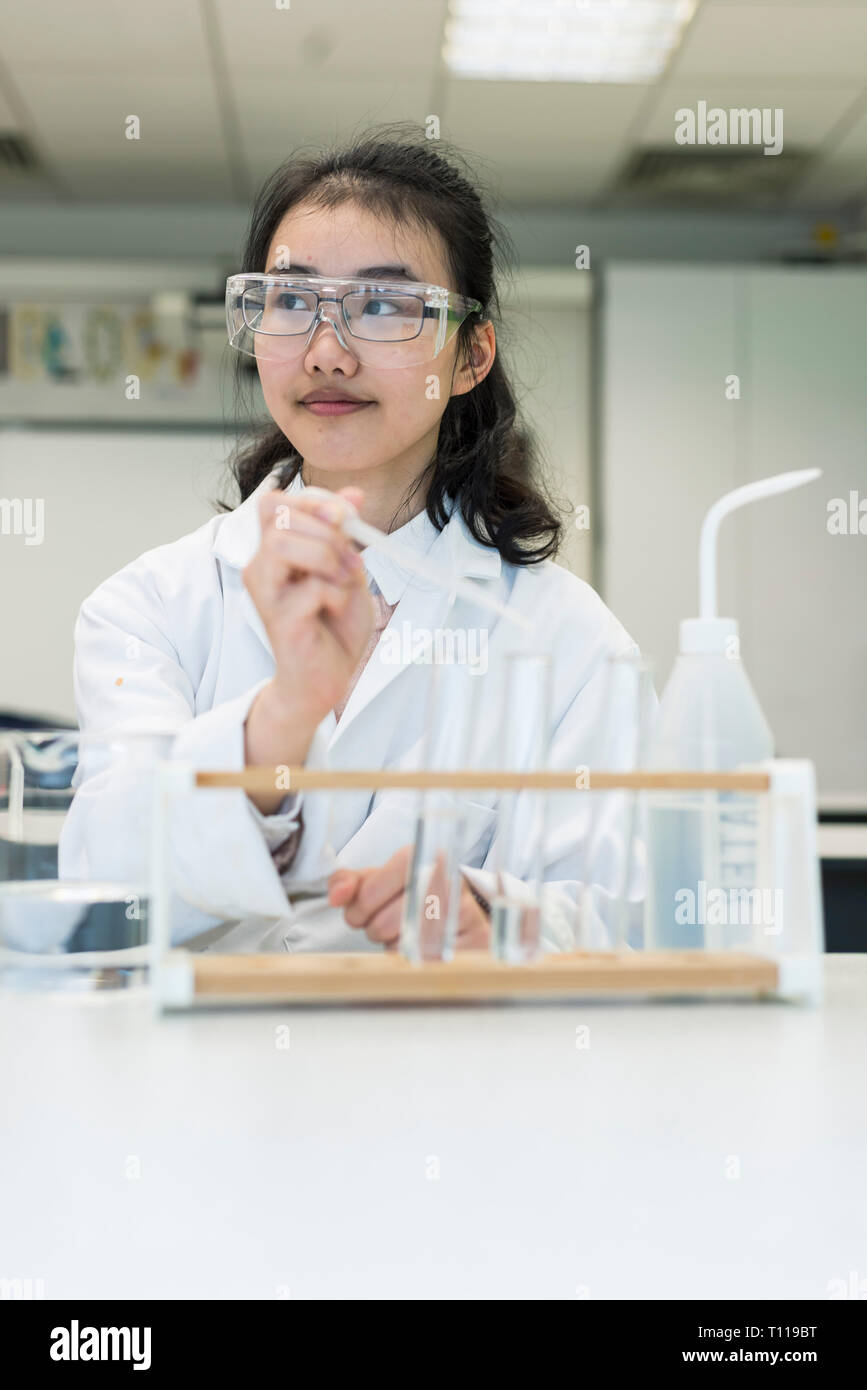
63, 132, 650, 955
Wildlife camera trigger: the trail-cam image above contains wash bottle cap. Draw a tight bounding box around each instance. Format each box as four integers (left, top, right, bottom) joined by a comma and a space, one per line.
680, 617, 738, 654
681, 467, 823, 654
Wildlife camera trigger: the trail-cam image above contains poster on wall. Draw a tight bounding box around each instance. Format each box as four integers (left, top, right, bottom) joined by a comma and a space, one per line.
7, 302, 196, 387
0, 296, 237, 424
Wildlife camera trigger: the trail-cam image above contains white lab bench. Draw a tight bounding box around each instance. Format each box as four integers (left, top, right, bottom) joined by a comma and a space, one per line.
817, 823, 867, 860
1, 956, 866, 1301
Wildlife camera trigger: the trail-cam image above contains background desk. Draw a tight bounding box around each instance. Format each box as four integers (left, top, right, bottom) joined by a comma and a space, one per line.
818, 818, 867, 952
1, 957, 866, 1300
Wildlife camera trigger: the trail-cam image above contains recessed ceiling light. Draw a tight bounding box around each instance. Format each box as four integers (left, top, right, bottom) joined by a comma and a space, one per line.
443, 0, 698, 83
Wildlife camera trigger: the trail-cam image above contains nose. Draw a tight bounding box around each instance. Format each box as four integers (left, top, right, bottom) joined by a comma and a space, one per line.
302, 302, 360, 374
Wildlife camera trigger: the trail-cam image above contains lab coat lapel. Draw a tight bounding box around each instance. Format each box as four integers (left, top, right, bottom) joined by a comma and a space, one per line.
326, 574, 453, 751
240, 583, 274, 661
212, 464, 292, 665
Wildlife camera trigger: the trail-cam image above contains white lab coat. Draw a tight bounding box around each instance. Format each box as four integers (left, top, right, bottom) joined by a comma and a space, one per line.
60, 464, 654, 954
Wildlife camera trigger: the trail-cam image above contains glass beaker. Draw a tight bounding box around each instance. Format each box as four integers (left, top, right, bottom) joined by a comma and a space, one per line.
0, 727, 174, 992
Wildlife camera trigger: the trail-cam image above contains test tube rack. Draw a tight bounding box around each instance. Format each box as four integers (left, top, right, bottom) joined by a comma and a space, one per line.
149, 762, 824, 1009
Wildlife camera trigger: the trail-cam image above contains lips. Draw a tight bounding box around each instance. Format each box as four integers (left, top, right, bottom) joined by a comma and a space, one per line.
300, 391, 374, 418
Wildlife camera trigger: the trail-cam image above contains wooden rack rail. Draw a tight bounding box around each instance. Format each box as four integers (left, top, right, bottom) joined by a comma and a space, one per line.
195, 768, 772, 793
186, 949, 780, 1004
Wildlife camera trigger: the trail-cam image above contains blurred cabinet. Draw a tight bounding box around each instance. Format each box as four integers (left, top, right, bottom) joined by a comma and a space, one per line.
601, 264, 867, 801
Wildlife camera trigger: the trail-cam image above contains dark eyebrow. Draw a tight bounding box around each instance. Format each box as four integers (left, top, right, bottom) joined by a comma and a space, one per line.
264, 262, 317, 275
262, 262, 423, 282
355, 265, 420, 282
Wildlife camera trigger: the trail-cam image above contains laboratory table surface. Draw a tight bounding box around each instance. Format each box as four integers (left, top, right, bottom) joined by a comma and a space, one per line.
1, 955, 866, 1301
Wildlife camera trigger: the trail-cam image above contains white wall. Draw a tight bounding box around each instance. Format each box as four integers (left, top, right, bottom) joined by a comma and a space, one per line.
503, 271, 593, 580
0, 429, 233, 721
601, 264, 867, 803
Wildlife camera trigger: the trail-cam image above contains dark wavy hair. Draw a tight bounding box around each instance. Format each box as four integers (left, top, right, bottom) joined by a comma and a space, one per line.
218, 125, 562, 565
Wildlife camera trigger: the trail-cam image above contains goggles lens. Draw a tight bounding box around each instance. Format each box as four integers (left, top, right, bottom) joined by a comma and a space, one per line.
343, 291, 425, 343
226, 275, 481, 369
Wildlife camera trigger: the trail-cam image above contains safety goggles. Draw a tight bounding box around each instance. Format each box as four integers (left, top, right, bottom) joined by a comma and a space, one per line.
225, 273, 483, 369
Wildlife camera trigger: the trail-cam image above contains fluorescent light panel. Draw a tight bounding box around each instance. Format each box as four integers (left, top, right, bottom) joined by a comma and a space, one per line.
444, 0, 697, 83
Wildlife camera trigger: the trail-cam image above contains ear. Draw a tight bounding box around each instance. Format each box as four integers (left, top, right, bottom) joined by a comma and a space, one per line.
450, 320, 496, 399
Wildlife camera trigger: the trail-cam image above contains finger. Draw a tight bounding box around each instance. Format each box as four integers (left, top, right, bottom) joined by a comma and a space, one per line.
244, 564, 357, 630
328, 868, 362, 908
456, 903, 489, 948
266, 532, 362, 587
300, 485, 362, 527
337, 486, 364, 512
457, 885, 483, 930
364, 896, 403, 946
456, 884, 488, 934
455, 904, 490, 948
343, 881, 403, 930
264, 485, 359, 530
258, 499, 362, 572
246, 525, 353, 607
284, 575, 367, 630
259, 488, 369, 577
423, 852, 452, 925
342, 845, 413, 928
455, 922, 489, 950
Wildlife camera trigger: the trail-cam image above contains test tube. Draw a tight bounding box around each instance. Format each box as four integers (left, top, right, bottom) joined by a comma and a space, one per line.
401, 800, 464, 961
489, 651, 552, 963
400, 649, 485, 962
576, 653, 656, 950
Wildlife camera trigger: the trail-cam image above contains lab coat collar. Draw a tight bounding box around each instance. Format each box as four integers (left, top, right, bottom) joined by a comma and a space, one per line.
211, 461, 502, 601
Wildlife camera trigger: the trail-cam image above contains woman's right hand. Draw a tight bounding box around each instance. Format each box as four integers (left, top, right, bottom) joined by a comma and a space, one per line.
242, 483, 375, 726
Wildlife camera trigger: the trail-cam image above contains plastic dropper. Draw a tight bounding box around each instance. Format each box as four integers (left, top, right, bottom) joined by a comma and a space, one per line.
340, 508, 532, 632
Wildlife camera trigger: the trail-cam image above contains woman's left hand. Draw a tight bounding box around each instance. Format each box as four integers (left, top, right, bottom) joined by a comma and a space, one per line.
328, 846, 490, 951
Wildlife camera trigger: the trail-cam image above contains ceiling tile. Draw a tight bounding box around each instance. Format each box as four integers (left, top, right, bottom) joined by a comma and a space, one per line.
823, 102, 867, 158
1, 0, 865, 212
0, 0, 209, 70
216, 0, 447, 78
235, 78, 430, 182
443, 80, 652, 156
13, 71, 234, 199
672, 4, 867, 80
